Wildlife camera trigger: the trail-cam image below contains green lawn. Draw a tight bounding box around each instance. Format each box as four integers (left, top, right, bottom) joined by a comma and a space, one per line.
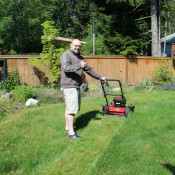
0, 89, 175, 175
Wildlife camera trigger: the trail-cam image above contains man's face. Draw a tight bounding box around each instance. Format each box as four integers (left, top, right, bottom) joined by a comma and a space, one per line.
70, 39, 82, 54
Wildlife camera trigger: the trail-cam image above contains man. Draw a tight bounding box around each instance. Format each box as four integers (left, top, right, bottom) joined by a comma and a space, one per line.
60, 39, 106, 139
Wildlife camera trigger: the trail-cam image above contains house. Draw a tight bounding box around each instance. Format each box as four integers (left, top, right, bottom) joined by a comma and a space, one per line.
161, 33, 175, 57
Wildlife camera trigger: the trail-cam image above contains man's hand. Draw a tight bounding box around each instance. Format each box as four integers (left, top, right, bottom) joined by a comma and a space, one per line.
81, 60, 87, 68
101, 77, 106, 81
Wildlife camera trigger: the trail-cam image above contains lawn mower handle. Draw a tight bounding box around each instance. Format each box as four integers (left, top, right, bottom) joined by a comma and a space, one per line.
100, 79, 123, 92
100, 79, 125, 107
102, 79, 121, 81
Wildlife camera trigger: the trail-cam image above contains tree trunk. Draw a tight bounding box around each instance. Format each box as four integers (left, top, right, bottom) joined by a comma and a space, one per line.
151, 0, 161, 57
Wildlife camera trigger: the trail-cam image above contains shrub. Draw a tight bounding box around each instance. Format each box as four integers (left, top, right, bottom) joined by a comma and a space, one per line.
141, 78, 152, 86
0, 69, 21, 92
0, 98, 16, 116
12, 86, 34, 102
32, 87, 64, 104
153, 61, 175, 85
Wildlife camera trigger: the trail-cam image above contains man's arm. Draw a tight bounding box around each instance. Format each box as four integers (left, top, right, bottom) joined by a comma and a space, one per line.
61, 53, 82, 72
84, 62, 103, 80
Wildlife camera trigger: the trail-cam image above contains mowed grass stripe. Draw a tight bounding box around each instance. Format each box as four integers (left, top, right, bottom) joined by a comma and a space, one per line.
0, 103, 68, 175
39, 96, 125, 175
87, 90, 175, 175
85, 119, 126, 175
0, 95, 125, 175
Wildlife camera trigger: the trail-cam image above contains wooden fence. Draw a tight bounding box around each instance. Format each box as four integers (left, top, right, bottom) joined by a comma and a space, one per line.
84, 55, 174, 85
0, 54, 175, 86
0, 55, 43, 86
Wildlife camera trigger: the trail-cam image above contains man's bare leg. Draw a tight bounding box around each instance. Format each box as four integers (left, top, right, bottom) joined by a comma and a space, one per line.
65, 111, 69, 131
65, 111, 75, 135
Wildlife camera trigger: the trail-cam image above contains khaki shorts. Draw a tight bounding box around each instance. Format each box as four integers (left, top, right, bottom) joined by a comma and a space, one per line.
62, 88, 81, 114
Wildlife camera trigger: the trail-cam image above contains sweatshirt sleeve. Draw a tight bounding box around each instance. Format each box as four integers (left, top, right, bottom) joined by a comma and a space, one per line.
61, 52, 82, 72
84, 63, 102, 80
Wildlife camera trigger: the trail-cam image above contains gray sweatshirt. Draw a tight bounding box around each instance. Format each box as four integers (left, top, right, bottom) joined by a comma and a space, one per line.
60, 49, 102, 89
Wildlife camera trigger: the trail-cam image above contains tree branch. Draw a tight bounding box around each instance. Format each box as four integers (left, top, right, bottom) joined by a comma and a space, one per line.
135, 16, 151, 21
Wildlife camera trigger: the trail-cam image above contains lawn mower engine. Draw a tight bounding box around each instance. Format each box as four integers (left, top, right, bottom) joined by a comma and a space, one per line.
107, 96, 129, 117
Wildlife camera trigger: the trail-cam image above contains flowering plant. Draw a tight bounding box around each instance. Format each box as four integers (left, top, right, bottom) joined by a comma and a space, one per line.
155, 84, 175, 90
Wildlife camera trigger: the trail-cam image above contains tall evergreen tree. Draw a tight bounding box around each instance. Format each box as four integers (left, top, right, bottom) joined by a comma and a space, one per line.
0, 0, 174, 55
49, 0, 93, 39
0, 0, 95, 53
91, 0, 151, 55
0, 0, 53, 53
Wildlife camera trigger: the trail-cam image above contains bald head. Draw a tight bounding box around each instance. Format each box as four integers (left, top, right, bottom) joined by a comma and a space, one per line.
70, 39, 82, 54
71, 39, 81, 45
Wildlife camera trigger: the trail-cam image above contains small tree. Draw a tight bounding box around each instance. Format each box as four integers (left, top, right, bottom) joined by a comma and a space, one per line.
29, 21, 65, 86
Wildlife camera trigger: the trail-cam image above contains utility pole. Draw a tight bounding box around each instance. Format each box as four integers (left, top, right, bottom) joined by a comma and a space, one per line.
163, 17, 167, 56
93, 14, 95, 55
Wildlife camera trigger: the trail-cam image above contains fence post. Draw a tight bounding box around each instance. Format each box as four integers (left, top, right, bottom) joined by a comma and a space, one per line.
172, 43, 175, 69
125, 57, 129, 84
3, 58, 7, 90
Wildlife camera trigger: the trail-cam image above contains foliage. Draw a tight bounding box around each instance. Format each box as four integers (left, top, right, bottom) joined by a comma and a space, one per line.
10, 50, 17, 55
153, 60, 175, 85
32, 87, 64, 104
133, 84, 152, 91
88, 83, 99, 92
11, 86, 34, 102
0, 0, 175, 55
120, 45, 139, 56
141, 77, 152, 86
0, 98, 16, 116
49, 0, 94, 39
29, 21, 65, 86
155, 84, 175, 90
0, 0, 52, 53
0, 0, 94, 53
82, 24, 110, 55
160, 0, 175, 37
92, 0, 152, 55
0, 69, 21, 92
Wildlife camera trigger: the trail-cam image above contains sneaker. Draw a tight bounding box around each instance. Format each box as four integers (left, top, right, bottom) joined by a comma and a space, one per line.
66, 133, 82, 139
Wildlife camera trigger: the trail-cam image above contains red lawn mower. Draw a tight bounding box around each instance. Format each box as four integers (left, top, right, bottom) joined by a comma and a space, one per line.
101, 79, 135, 117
